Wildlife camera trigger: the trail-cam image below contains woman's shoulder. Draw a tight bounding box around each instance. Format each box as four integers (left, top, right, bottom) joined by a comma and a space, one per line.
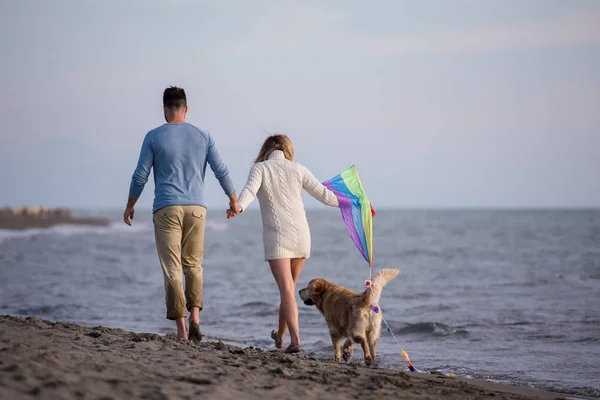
291, 161, 308, 172
284, 160, 307, 173
261, 159, 306, 178
260, 159, 304, 168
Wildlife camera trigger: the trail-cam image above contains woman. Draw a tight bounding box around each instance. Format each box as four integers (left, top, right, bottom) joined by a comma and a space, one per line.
228, 134, 339, 353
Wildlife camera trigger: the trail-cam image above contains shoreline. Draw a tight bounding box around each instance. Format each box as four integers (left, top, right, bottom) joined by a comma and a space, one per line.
0, 315, 589, 400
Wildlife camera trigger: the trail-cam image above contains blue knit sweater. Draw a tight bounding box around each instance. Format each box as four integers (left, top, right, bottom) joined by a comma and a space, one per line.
129, 123, 235, 213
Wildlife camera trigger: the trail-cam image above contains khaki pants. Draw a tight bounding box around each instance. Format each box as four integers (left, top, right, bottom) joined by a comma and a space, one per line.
153, 205, 206, 320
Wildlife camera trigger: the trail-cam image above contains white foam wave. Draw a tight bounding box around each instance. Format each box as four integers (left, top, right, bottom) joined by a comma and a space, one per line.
205, 220, 229, 232
0, 222, 153, 244
0, 218, 230, 244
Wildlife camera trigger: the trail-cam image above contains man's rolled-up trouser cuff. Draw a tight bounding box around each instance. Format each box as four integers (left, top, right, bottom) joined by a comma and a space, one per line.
187, 301, 204, 312
165, 281, 187, 320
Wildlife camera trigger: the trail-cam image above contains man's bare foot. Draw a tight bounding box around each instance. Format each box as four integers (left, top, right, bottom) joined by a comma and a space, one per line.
175, 317, 188, 340
189, 321, 202, 343
176, 326, 188, 340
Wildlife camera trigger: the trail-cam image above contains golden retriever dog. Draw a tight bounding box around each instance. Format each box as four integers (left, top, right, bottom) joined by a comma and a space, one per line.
299, 268, 399, 366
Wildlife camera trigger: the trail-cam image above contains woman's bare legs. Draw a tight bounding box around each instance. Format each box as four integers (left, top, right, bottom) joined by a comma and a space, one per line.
275, 258, 306, 346
270, 258, 304, 348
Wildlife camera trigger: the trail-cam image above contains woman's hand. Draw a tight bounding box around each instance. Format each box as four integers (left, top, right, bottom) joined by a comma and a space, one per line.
226, 202, 242, 219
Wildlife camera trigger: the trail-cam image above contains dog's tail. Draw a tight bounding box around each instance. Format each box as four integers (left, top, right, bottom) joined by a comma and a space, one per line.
362, 268, 400, 306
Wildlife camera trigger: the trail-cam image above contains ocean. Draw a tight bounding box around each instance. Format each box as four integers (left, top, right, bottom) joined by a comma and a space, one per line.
1, 208, 598, 398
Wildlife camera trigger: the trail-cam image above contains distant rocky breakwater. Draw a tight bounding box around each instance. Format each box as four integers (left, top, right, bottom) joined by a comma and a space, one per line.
0, 207, 110, 230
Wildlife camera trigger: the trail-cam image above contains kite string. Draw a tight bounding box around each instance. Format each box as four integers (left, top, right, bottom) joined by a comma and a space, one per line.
381, 313, 402, 349
367, 268, 418, 372
369, 273, 456, 376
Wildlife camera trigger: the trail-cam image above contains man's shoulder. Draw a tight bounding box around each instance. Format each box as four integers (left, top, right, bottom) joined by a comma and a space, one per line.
145, 124, 167, 138
186, 124, 211, 141
145, 123, 211, 142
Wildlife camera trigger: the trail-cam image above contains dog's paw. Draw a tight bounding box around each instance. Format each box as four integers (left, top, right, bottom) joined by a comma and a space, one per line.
343, 349, 352, 363
334, 355, 341, 363
365, 355, 374, 367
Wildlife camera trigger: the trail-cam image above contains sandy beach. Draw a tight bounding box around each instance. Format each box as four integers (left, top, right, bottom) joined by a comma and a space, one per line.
0, 315, 586, 400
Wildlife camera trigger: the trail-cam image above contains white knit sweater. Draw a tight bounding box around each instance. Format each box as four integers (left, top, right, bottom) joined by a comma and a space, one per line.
237, 150, 340, 260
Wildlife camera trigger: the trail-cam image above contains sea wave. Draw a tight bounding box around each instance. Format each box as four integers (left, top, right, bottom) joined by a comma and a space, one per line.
0, 216, 235, 245
0, 222, 152, 244
205, 220, 229, 232
12, 304, 83, 320
229, 301, 279, 317
393, 322, 469, 337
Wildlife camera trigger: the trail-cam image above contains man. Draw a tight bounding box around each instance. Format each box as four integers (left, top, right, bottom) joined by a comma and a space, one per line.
124, 86, 241, 341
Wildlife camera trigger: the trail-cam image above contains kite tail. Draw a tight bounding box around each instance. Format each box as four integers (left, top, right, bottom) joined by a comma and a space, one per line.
362, 268, 399, 306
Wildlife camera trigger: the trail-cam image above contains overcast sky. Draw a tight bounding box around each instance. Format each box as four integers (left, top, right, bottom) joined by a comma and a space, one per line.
1, 0, 599, 210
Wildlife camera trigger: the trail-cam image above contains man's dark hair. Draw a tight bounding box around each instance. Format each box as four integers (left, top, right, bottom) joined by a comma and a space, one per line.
163, 86, 187, 109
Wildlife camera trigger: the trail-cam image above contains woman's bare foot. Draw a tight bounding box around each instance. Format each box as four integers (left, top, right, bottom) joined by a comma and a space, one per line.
283, 343, 301, 354
271, 330, 284, 349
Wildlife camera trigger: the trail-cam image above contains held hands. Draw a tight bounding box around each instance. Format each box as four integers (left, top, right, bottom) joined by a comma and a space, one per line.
227, 200, 242, 219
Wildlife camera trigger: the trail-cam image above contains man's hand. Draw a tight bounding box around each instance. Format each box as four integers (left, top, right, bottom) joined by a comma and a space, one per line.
124, 206, 135, 226
124, 197, 138, 226
227, 200, 242, 219
226, 193, 241, 219
226, 208, 236, 219
229, 200, 242, 214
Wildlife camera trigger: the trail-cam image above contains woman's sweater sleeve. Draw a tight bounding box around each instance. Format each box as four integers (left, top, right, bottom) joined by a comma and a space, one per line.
301, 165, 340, 207
238, 164, 263, 211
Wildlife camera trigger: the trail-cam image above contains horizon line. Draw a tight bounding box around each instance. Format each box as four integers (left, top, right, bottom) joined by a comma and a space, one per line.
61, 205, 600, 212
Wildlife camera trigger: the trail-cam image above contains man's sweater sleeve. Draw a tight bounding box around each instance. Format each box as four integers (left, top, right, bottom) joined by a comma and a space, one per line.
207, 135, 235, 196
129, 132, 154, 199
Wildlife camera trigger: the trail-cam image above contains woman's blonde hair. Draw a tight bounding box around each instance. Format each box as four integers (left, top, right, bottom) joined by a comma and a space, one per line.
254, 134, 295, 163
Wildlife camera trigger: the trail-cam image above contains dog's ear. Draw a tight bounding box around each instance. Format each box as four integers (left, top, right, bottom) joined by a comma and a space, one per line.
310, 279, 326, 300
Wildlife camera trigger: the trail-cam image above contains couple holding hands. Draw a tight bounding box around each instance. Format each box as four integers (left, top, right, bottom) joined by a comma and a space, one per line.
124, 86, 339, 353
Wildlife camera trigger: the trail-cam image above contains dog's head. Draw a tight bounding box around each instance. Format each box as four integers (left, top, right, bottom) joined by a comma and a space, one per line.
299, 278, 329, 307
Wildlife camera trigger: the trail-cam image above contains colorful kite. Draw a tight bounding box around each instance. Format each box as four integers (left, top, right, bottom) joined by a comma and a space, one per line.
323, 166, 375, 266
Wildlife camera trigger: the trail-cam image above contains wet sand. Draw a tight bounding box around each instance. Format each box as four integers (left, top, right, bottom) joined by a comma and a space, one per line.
0, 315, 585, 399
